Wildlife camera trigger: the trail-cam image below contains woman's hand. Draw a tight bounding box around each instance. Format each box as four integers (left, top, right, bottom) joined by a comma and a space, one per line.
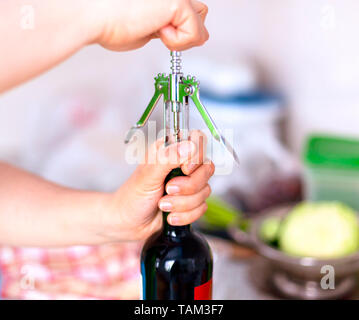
99, 130, 215, 242
91, 0, 209, 51
0, 131, 213, 247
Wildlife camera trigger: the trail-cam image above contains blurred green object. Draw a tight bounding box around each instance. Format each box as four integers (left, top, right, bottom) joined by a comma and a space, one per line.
259, 216, 281, 245
303, 135, 359, 211
278, 202, 359, 258
304, 135, 359, 169
202, 196, 247, 231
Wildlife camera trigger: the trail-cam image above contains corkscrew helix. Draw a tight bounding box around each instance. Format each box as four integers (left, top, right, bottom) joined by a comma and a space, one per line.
124, 51, 239, 164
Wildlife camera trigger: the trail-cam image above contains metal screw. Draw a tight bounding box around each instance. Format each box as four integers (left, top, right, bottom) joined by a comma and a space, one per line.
185, 86, 193, 95
170, 51, 182, 75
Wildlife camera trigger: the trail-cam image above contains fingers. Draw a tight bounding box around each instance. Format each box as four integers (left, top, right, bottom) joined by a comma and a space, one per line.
191, 0, 209, 23
136, 139, 197, 191
159, 184, 211, 212
159, 159, 215, 227
166, 160, 215, 195
159, 0, 209, 51
181, 129, 207, 175
167, 202, 208, 226
137, 130, 208, 191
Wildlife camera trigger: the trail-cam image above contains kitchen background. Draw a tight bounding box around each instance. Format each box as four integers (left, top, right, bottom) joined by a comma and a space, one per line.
0, 0, 358, 299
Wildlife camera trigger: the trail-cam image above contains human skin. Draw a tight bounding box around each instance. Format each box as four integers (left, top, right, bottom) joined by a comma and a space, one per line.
0, 0, 209, 93
0, 0, 213, 247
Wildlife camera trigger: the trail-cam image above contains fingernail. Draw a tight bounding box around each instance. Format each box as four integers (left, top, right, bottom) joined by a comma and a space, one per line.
169, 215, 180, 225
167, 185, 180, 195
159, 201, 172, 212
178, 141, 195, 158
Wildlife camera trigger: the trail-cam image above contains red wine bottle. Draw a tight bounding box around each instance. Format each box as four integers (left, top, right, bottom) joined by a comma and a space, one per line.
141, 167, 213, 300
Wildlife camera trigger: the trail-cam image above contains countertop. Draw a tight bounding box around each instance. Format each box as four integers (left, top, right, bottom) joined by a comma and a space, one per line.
209, 237, 359, 300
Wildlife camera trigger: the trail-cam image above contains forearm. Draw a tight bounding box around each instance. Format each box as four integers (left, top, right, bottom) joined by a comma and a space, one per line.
0, 0, 99, 93
0, 0, 209, 93
0, 162, 109, 247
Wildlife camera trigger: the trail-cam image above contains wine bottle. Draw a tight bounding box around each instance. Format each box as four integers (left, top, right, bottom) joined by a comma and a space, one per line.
139, 52, 213, 300
141, 167, 213, 300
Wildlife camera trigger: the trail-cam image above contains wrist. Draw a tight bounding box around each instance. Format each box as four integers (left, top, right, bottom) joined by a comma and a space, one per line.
85, 188, 132, 244
61, 189, 114, 246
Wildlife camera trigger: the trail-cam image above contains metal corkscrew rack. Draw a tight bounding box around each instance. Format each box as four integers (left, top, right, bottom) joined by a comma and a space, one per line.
125, 50, 239, 164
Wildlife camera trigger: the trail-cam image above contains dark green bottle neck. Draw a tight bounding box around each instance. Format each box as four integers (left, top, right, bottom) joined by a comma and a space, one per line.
162, 168, 191, 238
162, 212, 192, 238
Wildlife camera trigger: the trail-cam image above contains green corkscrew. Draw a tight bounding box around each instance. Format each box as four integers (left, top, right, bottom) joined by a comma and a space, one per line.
124, 51, 239, 165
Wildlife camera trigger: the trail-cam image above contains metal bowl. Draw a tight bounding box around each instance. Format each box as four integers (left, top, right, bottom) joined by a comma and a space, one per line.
228, 205, 359, 299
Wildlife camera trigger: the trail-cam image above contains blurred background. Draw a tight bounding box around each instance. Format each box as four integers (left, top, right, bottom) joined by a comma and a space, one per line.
1, 0, 359, 300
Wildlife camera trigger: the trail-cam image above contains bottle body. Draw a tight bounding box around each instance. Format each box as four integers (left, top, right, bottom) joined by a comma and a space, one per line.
141, 221, 213, 300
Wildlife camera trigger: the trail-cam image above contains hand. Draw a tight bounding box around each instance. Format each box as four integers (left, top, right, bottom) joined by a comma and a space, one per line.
100, 131, 215, 241
90, 0, 209, 51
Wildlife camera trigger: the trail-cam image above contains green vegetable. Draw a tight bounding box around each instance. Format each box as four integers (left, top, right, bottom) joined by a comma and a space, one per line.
279, 202, 359, 258
259, 217, 281, 244
201, 196, 242, 229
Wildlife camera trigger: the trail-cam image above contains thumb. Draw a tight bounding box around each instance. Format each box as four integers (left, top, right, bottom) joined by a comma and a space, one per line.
136, 140, 197, 191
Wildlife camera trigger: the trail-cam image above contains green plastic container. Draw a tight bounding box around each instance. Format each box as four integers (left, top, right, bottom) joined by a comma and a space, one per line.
303, 134, 359, 211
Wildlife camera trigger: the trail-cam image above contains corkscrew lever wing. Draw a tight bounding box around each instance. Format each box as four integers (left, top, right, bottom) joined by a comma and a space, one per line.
192, 96, 240, 165
124, 74, 168, 144
183, 76, 240, 165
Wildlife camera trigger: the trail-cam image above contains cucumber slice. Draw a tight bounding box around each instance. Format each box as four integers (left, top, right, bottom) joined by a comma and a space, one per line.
279, 202, 359, 258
